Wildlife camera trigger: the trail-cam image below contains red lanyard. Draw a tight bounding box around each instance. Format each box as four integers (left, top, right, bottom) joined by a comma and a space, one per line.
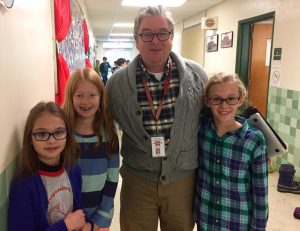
141, 63, 172, 124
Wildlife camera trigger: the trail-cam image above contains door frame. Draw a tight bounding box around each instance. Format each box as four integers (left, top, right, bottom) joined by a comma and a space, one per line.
235, 12, 275, 115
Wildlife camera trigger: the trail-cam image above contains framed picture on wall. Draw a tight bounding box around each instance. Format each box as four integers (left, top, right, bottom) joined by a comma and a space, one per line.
221, 31, 233, 48
206, 34, 218, 52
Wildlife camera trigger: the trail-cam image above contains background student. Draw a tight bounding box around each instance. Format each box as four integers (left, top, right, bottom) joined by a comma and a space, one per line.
63, 67, 119, 231
94, 59, 101, 77
8, 101, 87, 231
194, 73, 268, 231
99, 57, 111, 85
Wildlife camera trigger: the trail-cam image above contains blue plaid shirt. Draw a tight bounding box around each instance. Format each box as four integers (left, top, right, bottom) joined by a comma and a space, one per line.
194, 116, 268, 231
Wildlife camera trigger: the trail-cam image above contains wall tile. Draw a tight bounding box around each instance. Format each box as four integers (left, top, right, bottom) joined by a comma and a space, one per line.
268, 87, 300, 178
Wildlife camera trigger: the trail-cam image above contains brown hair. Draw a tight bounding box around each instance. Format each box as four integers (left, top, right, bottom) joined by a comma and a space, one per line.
16, 101, 79, 178
62, 67, 118, 156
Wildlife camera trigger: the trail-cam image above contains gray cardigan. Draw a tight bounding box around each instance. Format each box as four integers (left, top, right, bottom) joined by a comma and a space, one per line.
106, 52, 207, 184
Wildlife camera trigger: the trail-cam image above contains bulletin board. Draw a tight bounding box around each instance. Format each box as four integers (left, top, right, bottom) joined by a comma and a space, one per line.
57, 0, 85, 73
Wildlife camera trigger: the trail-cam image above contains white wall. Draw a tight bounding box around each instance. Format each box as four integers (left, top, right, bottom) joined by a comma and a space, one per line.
0, 0, 56, 172
173, 22, 183, 54
203, 0, 300, 90
177, 0, 300, 91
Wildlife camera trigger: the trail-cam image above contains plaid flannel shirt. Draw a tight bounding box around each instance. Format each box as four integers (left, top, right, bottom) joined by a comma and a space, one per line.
136, 57, 179, 141
194, 116, 268, 231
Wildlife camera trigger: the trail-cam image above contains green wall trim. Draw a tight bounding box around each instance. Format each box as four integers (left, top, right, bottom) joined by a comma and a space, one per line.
0, 158, 17, 231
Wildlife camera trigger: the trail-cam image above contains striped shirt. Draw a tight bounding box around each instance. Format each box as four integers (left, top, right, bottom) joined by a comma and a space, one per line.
136, 56, 179, 140
74, 132, 119, 228
194, 116, 268, 231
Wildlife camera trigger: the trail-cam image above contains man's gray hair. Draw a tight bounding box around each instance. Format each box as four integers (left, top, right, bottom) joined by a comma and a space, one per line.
133, 5, 175, 40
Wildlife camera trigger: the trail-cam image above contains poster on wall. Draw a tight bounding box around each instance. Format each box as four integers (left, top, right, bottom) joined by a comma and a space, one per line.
270, 48, 282, 87
265, 39, 272, 66
270, 61, 281, 87
206, 34, 218, 52
221, 31, 233, 48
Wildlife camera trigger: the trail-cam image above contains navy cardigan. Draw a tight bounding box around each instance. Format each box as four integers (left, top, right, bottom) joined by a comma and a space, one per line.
8, 165, 82, 231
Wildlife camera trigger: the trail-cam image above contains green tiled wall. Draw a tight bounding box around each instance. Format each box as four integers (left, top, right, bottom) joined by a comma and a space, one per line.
267, 87, 300, 179
0, 158, 16, 231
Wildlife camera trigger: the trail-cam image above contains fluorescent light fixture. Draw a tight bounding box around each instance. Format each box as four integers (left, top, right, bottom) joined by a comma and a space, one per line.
122, 0, 187, 7
108, 39, 133, 42
110, 33, 133, 37
113, 23, 134, 28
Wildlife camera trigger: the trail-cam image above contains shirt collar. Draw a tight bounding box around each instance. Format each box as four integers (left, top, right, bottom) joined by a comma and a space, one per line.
138, 55, 172, 79
206, 115, 249, 138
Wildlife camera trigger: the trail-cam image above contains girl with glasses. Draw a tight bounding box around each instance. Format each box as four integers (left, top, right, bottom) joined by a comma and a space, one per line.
194, 73, 268, 230
8, 101, 87, 231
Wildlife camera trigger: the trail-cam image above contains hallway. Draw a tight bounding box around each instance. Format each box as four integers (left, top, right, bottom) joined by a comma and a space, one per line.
2, 1, 300, 231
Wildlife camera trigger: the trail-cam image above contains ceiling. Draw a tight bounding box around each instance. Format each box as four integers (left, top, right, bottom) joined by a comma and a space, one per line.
83, 0, 225, 41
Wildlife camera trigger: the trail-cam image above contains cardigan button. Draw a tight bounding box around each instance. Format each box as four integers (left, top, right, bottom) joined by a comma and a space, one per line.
161, 176, 166, 181
136, 110, 142, 115
143, 135, 148, 140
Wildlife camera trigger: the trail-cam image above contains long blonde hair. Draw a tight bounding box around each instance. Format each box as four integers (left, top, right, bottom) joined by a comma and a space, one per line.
62, 67, 118, 156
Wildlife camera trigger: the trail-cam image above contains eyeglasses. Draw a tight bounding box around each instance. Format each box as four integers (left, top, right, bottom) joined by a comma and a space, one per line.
32, 129, 67, 141
138, 31, 172, 42
208, 96, 240, 105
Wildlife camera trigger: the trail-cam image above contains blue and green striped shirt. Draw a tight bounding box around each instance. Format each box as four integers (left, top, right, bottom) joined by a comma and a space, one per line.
74, 132, 119, 228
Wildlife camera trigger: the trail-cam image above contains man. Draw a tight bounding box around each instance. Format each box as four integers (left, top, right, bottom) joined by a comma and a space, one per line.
99, 56, 111, 85
107, 5, 207, 231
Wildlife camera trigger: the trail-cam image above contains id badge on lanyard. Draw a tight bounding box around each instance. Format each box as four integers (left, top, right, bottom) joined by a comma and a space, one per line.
151, 136, 166, 157
142, 62, 172, 158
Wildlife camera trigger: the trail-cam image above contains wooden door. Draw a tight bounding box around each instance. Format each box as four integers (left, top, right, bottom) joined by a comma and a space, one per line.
248, 23, 273, 117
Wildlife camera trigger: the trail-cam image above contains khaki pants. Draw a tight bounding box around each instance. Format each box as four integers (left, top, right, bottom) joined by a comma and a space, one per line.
120, 165, 196, 231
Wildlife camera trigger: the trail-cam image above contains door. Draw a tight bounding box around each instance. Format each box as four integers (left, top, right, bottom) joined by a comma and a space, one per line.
235, 12, 274, 118
248, 23, 273, 117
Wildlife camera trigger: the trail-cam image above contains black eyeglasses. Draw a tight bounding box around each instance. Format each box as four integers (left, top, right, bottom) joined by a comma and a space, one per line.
138, 31, 172, 42
208, 96, 240, 105
32, 129, 67, 141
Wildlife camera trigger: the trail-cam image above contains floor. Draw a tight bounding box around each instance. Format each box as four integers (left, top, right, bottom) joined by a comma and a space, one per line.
110, 171, 300, 231
267, 171, 299, 231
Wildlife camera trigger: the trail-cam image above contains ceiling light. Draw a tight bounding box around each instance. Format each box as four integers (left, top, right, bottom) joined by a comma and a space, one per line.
107, 39, 133, 42
110, 33, 133, 37
113, 23, 134, 28
122, 0, 187, 7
